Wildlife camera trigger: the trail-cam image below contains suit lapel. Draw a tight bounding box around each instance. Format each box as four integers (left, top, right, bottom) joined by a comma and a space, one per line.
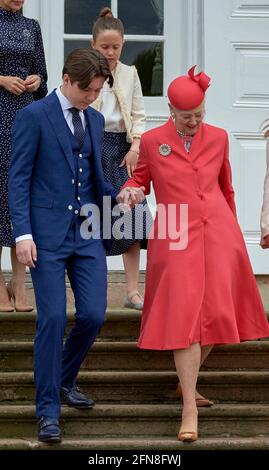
44, 91, 75, 175
164, 119, 203, 162
84, 108, 103, 179
187, 123, 203, 161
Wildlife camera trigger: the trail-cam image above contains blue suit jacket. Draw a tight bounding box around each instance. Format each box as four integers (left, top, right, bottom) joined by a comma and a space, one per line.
9, 90, 118, 251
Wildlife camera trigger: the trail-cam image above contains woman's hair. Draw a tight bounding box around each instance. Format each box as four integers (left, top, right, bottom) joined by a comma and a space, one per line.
62, 48, 113, 89
92, 7, 124, 41
263, 121, 269, 138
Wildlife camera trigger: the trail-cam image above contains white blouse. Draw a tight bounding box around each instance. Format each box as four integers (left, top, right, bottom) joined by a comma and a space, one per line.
101, 80, 126, 133
91, 62, 146, 142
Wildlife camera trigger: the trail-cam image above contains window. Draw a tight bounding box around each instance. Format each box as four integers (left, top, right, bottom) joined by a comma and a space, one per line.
64, 0, 164, 97
40, 0, 184, 118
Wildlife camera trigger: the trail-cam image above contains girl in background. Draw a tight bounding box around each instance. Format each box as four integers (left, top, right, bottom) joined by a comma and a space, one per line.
91, 7, 152, 310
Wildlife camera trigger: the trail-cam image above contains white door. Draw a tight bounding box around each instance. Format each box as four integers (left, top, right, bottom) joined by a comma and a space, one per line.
203, 0, 269, 273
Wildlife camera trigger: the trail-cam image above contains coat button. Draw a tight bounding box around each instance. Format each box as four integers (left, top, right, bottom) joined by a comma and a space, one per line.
77, 196, 81, 201
68, 205, 73, 210
72, 179, 75, 184
78, 182, 81, 187
79, 168, 83, 173
74, 210, 79, 215
79, 153, 83, 158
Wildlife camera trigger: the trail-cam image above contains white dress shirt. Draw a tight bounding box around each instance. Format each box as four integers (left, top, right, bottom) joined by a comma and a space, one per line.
16, 87, 86, 243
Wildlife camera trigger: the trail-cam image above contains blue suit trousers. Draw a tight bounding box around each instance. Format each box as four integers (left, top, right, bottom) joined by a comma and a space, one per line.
30, 216, 107, 418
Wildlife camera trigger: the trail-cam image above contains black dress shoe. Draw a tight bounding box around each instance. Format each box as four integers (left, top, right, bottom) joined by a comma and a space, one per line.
38, 416, 62, 443
61, 385, 95, 409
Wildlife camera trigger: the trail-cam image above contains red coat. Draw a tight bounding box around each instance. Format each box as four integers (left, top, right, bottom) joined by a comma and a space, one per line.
123, 119, 269, 350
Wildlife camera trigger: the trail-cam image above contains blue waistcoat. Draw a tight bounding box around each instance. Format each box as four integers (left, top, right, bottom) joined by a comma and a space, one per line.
67, 121, 98, 213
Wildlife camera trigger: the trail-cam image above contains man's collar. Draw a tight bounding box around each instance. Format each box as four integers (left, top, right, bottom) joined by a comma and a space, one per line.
55, 86, 74, 112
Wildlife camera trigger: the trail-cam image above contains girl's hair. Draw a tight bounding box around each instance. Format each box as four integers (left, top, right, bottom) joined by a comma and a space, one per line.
92, 7, 124, 41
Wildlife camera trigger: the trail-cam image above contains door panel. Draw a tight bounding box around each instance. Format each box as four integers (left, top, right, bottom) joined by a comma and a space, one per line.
204, 0, 269, 272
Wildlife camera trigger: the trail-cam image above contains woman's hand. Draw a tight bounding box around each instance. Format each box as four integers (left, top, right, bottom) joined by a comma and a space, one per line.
0, 76, 26, 95
116, 186, 146, 210
119, 149, 138, 178
261, 234, 269, 249
24, 74, 41, 93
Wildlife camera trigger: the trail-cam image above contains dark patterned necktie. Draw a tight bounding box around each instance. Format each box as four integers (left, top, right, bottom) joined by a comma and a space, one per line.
69, 107, 85, 147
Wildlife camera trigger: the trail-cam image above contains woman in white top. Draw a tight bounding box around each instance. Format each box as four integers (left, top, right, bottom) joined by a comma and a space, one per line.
91, 7, 152, 310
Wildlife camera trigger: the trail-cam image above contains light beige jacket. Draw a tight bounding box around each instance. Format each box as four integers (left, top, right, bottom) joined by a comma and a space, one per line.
260, 139, 269, 243
91, 61, 146, 143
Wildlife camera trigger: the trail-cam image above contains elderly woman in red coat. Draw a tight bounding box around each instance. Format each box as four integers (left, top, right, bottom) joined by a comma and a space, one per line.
117, 66, 269, 442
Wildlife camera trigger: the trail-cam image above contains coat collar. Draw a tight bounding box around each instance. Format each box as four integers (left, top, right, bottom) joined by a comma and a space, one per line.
161, 118, 204, 160
90, 61, 124, 111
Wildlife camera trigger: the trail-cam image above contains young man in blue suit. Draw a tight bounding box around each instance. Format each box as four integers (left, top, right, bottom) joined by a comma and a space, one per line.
9, 48, 144, 443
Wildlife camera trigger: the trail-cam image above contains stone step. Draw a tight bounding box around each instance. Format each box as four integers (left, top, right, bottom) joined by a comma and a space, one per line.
2, 271, 269, 310
0, 310, 268, 344
1, 271, 146, 309
1, 341, 269, 372
0, 310, 141, 342
0, 436, 268, 451
0, 371, 269, 403
0, 404, 268, 439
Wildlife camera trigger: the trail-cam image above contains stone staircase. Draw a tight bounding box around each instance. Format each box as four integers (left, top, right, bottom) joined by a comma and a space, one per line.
0, 272, 269, 450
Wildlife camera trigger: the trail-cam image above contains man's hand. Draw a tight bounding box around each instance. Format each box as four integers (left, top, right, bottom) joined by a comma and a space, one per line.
0, 76, 26, 95
116, 186, 145, 210
24, 74, 41, 93
16, 240, 37, 268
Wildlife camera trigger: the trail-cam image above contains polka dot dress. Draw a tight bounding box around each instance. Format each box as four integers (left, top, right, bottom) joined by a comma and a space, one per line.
0, 8, 47, 247
102, 132, 153, 256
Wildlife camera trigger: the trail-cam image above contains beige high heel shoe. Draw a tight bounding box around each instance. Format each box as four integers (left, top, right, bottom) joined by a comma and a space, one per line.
178, 431, 198, 442
178, 407, 198, 442
176, 383, 214, 407
0, 283, 14, 312
6, 281, 33, 312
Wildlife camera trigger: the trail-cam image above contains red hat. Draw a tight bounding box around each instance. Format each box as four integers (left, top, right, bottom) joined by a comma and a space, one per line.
167, 65, 211, 110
